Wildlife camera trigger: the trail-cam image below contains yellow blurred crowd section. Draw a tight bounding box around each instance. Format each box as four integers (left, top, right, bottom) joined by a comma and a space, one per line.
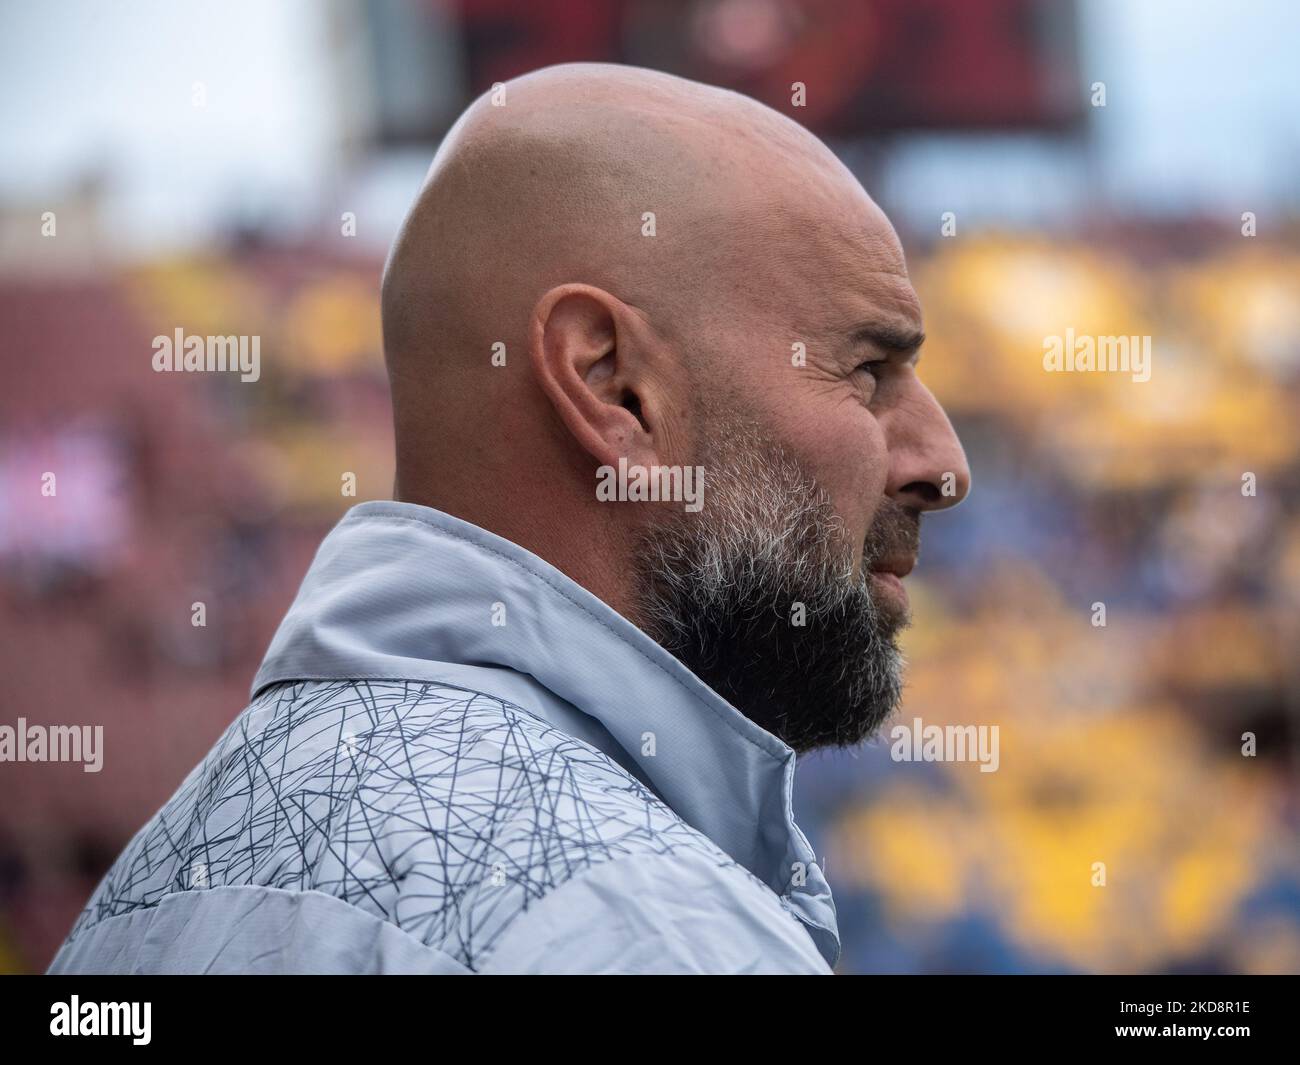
918, 237, 1300, 486
126, 256, 394, 507
839, 574, 1297, 972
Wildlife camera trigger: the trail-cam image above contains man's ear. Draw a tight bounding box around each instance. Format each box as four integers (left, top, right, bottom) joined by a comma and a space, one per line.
529, 283, 661, 469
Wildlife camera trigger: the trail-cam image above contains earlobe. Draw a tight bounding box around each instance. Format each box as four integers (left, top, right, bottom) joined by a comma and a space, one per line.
530, 284, 657, 468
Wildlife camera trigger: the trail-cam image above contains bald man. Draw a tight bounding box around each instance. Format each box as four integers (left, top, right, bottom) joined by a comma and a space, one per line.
51, 63, 969, 975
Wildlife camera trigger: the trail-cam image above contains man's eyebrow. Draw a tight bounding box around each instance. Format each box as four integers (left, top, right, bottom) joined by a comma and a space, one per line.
848, 321, 926, 355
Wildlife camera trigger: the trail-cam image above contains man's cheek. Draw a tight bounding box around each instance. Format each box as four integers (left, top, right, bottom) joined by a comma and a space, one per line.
770, 398, 885, 521
825, 428, 889, 542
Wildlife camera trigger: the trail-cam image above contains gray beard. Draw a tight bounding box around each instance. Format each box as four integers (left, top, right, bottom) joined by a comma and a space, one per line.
633, 422, 913, 754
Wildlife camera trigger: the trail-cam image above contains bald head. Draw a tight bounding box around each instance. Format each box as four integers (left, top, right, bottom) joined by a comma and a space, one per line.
382, 62, 867, 383
381, 63, 897, 516
379, 64, 969, 743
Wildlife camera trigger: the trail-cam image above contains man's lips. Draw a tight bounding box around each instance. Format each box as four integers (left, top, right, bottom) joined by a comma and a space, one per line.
869, 555, 916, 579
867, 555, 916, 613
868, 570, 909, 612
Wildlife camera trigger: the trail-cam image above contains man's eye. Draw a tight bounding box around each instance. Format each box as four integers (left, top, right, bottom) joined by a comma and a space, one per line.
856, 360, 886, 379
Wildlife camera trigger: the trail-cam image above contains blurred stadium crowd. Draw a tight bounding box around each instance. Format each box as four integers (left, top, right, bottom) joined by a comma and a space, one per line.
2, 0, 1299, 974
2, 220, 1297, 972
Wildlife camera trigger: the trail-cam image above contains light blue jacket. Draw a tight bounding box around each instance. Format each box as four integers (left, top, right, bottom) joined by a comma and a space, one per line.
49, 501, 839, 974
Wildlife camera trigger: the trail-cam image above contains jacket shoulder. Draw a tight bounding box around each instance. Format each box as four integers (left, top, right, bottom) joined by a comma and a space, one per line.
68, 679, 780, 972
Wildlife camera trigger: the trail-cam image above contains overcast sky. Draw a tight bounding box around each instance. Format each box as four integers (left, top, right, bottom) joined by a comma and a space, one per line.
2, 0, 1297, 251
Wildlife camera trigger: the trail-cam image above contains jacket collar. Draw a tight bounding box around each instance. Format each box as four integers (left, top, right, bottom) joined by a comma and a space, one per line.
252, 500, 840, 967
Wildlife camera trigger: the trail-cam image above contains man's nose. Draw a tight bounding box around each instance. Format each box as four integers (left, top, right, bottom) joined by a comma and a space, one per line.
881, 378, 971, 511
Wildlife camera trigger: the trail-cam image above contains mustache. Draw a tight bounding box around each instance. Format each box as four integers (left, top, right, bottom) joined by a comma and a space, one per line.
862, 497, 921, 569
